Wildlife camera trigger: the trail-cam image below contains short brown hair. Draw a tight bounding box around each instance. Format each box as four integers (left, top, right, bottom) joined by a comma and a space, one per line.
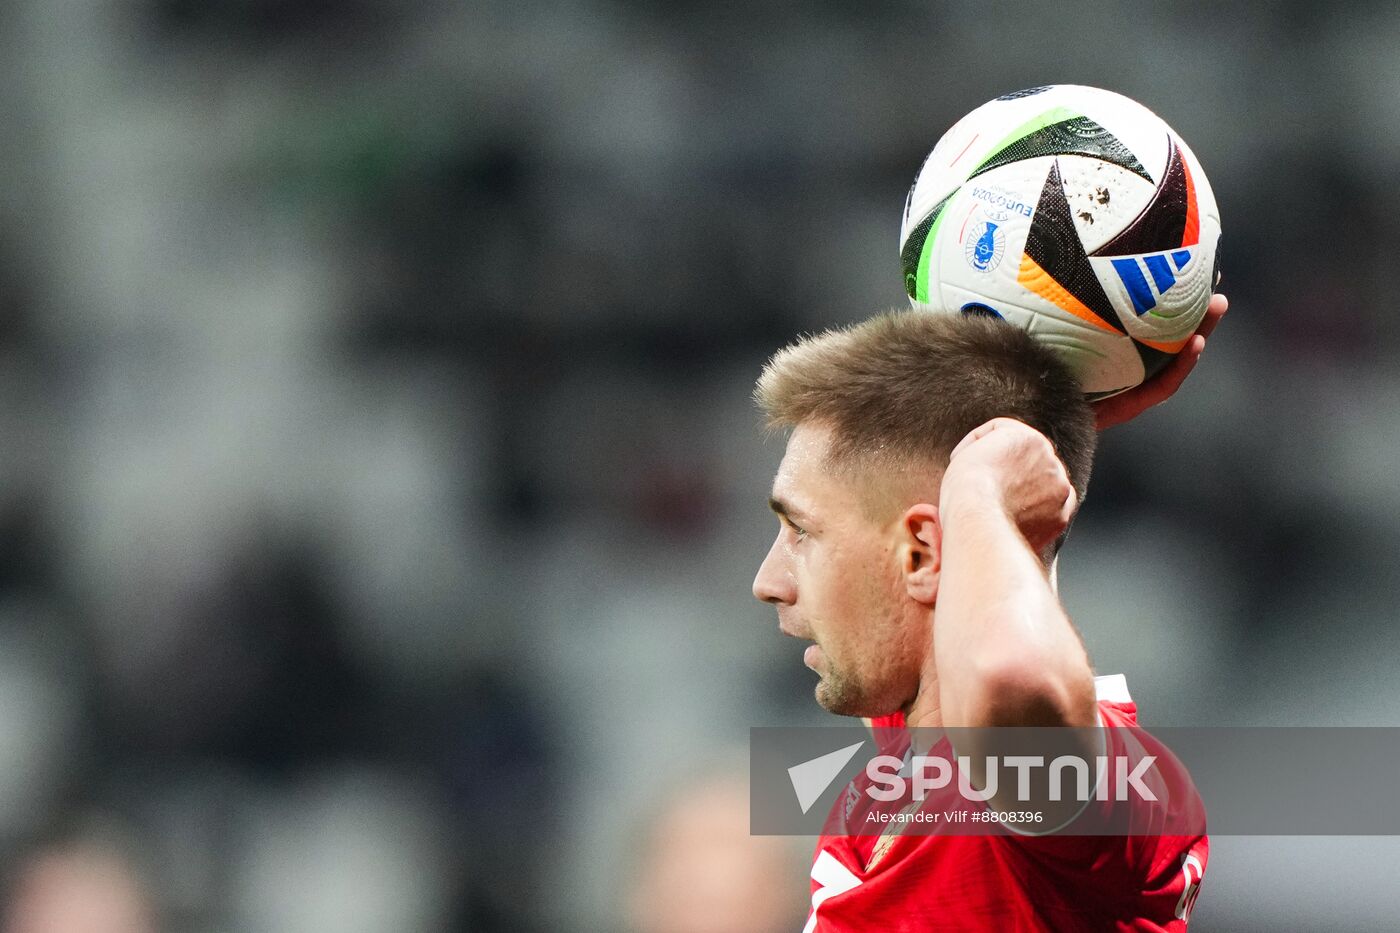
755, 310, 1097, 503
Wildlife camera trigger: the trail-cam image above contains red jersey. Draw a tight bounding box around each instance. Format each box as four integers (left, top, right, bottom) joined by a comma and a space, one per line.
804, 675, 1207, 932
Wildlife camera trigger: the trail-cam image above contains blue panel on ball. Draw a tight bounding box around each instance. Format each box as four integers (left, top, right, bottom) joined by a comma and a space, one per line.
959, 302, 1004, 320
1110, 257, 1157, 315
1142, 254, 1177, 293
1171, 249, 1192, 271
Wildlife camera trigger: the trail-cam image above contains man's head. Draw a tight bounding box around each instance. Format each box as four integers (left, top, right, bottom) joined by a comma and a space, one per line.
751, 310, 1096, 717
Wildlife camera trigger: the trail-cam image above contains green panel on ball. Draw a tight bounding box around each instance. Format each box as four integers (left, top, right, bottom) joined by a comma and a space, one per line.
901, 193, 953, 302
971, 111, 1153, 183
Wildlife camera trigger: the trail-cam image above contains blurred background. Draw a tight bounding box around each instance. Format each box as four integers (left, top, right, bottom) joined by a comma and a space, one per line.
0, 0, 1398, 930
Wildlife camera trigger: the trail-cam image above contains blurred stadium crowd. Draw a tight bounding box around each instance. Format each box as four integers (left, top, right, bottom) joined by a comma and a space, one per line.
2, 0, 1400, 931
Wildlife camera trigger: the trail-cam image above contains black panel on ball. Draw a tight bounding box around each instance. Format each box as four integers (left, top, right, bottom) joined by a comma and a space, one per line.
1132, 338, 1177, 384
970, 117, 1153, 183
1093, 138, 1191, 257
1023, 161, 1126, 334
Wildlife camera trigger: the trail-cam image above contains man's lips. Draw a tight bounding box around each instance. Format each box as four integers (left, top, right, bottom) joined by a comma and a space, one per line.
778, 618, 814, 641
778, 620, 821, 669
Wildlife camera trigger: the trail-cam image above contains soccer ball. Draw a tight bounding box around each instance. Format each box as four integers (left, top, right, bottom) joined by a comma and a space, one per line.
899, 85, 1221, 398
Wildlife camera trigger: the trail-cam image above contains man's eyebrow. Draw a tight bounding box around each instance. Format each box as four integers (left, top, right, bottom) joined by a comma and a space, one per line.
768, 496, 811, 524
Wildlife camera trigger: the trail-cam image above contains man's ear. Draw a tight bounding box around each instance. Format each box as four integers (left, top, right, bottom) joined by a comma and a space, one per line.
900, 504, 940, 605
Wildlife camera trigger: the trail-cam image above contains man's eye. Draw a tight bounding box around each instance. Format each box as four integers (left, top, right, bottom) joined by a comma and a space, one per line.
788, 520, 808, 539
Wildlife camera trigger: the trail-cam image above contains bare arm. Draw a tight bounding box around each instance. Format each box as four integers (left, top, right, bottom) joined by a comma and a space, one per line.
933, 418, 1096, 731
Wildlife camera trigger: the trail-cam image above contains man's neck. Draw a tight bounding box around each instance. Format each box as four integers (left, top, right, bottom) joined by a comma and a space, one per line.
902, 678, 942, 732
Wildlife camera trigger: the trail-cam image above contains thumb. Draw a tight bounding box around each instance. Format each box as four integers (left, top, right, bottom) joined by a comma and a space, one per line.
1060, 482, 1078, 528
948, 419, 1000, 462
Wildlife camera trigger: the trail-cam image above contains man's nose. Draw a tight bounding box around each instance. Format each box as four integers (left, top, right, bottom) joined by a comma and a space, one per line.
753, 535, 795, 605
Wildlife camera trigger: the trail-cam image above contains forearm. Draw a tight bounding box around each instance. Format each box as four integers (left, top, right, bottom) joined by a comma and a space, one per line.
934, 499, 1095, 729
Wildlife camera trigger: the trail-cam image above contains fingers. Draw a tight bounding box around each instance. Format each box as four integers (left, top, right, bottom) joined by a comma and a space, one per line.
1133, 294, 1221, 402
942, 417, 1073, 550
1092, 295, 1224, 430
1197, 293, 1228, 341
1058, 482, 1078, 530
1147, 333, 1204, 405
947, 427, 978, 462
948, 417, 1005, 461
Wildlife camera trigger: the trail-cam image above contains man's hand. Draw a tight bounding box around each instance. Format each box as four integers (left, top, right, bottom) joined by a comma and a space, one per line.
1093, 293, 1228, 430
939, 418, 1076, 556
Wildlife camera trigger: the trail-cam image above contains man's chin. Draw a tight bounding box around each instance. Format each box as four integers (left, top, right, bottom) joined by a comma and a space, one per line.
814, 672, 905, 719
814, 675, 873, 718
